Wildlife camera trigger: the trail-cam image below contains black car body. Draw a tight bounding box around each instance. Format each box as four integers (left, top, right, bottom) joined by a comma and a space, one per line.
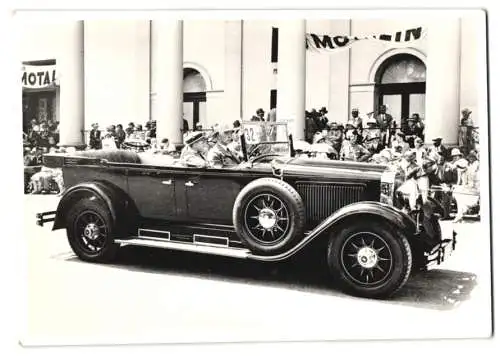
36, 135, 456, 299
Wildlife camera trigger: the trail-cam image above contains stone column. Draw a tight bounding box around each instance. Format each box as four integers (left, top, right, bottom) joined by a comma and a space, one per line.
58, 21, 85, 147
224, 20, 243, 126
151, 20, 184, 144
425, 18, 461, 145
276, 20, 306, 140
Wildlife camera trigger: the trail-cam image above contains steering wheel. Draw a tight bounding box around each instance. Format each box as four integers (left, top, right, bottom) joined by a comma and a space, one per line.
249, 153, 286, 164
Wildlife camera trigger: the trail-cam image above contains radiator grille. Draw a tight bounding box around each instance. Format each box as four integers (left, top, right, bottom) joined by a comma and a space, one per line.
296, 182, 366, 222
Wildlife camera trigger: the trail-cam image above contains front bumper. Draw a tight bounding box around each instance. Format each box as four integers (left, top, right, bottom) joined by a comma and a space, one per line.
36, 211, 56, 227
424, 222, 457, 267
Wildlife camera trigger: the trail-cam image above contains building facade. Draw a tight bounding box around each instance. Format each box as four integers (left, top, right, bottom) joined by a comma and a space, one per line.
18, 14, 483, 147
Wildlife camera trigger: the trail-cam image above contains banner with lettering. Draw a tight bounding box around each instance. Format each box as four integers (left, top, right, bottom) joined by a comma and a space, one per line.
306, 27, 426, 53
21, 64, 57, 89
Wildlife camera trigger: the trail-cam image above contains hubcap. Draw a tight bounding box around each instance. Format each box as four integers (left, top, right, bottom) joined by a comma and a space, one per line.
83, 223, 100, 240
75, 210, 108, 254
244, 193, 290, 244
357, 247, 378, 268
258, 208, 277, 229
340, 232, 393, 286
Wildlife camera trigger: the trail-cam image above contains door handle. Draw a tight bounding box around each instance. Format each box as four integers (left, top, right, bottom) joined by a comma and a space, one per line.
162, 179, 173, 185
185, 180, 197, 187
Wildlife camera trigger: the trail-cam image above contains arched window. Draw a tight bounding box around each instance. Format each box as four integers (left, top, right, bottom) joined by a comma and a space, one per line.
374, 54, 426, 129
183, 68, 207, 131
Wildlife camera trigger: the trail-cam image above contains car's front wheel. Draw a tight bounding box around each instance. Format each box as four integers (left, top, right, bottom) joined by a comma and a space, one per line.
327, 220, 412, 299
66, 198, 119, 263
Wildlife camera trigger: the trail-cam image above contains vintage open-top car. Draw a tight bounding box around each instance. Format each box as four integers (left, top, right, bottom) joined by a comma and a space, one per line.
36, 123, 456, 299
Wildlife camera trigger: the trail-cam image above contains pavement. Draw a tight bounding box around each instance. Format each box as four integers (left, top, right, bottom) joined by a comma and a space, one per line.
21, 194, 493, 346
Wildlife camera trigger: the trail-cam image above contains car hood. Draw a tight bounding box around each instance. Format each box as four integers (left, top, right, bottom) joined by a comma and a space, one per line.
281, 157, 388, 181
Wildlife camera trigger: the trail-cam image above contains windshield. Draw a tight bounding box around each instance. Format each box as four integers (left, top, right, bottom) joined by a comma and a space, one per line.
241, 121, 290, 160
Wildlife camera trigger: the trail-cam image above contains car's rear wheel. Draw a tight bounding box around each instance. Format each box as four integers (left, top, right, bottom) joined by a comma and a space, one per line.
327, 220, 412, 299
66, 198, 119, 263
233, 178, 305, 255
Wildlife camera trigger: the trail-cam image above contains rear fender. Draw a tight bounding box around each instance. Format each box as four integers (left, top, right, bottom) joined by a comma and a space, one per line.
52, 181, 138, 235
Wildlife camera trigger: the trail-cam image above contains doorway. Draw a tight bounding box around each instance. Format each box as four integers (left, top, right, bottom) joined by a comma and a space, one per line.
183, 68, 207, 131
375, 54, 426, 130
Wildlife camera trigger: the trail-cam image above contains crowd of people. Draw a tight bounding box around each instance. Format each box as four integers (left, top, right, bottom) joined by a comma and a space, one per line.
294, 105, 479, 222
23, 117, 63, 195
24, 117, 60, 150
23, 105, 480, 222
88, 121, 157, 150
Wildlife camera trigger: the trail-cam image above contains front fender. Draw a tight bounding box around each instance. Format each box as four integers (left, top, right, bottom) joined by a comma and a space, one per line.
249, 201, 417, 262
52, 180, 137, 232
307, 201, 418, 241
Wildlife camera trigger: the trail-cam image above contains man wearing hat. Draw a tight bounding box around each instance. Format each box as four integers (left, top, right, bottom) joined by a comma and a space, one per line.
347, 108, 364, 132
362, 117, 381, 144
325, 122, 343, 155
449, 148, 469, 185
312, 129, 326, 144
318, 107, 329, 129
344, 122, 357, 143
429, 137, 448, 165
390, 131, 409, 153
364, 134, 382, 156
401, 115, 423, 148
89, 123, 102, 150
180, 131, 210, 168
205, 131, 242, 169
251, 108, 265, 122
339, 130, 371, 162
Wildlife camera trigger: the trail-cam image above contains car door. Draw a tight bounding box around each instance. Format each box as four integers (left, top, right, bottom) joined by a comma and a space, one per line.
127, 165, 178, 220
180, 168, 246, 224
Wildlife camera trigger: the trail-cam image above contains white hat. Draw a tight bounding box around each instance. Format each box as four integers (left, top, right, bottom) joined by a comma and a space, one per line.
451, 148, 463, 157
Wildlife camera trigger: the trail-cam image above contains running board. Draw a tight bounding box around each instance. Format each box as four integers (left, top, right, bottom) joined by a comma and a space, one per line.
115, 238, 251, 259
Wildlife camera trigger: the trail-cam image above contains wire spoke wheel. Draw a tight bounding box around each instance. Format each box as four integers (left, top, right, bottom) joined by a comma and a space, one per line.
340, 232, 393, 286
66, 199, 119, 263
234, 177, 305, 255
73, 210, 108, 255
244, 193, 290, 245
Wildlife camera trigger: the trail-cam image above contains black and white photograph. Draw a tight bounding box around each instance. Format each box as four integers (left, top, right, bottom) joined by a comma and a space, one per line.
10, 6, 493, 349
